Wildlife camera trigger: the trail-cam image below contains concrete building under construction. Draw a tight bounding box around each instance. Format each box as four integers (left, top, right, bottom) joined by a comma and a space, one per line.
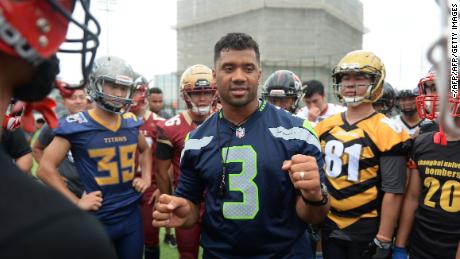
175, 0, 364, 106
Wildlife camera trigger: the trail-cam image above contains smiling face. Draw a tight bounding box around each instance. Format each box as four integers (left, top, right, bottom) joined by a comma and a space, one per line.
63, 89, 87, 114
214, 48, 261, 110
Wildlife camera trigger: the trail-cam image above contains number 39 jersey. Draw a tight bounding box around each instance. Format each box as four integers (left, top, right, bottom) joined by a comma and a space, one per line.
410, 132, 460, 258
175, 101, 325, 258
315, 112, 410, 237
54, 110, 142, 224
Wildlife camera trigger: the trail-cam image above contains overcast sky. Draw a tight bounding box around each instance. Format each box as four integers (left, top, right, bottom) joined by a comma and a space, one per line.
58, 0, 448, 90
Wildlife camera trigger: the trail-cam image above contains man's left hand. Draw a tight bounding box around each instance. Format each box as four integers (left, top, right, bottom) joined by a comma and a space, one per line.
282, 154, 322, 202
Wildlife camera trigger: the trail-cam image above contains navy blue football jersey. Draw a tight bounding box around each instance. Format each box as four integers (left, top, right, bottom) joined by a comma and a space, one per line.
175, 100, 325, 258
55, 110, 142, 224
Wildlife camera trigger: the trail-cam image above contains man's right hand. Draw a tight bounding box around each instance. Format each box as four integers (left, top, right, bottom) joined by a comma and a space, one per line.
308, 106, 321, 122
152, 194, 191, 228
77, 191, 103, 211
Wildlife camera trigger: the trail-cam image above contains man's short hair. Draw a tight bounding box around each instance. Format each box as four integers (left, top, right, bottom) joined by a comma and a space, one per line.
303, 80, 325, 98
214, 32, 260, 64
148, 87, 163, 96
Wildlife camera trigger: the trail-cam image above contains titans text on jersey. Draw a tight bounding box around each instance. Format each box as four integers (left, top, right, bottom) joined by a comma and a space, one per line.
54, 110, 142, 224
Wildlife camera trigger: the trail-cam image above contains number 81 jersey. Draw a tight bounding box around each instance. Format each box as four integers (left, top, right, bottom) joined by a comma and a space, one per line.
55, 110, 142, 224
315, 112, 410, 231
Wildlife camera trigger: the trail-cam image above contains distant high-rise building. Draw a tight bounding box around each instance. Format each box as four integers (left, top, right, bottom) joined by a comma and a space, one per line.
176, 0, 364, 105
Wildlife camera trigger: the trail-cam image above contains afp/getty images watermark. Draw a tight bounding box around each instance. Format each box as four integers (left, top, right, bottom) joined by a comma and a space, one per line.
452, 2, 458, 98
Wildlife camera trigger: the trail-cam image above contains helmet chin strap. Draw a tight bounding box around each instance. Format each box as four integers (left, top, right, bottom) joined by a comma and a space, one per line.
191, 103, 211, 116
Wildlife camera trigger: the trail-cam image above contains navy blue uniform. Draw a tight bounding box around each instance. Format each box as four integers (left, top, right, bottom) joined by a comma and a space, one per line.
175, 100, 325, 258
55, 110, 144, 259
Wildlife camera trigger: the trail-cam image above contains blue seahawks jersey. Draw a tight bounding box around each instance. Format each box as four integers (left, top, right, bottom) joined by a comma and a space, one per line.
54, 110, 142, 225
175, 100, 325, 258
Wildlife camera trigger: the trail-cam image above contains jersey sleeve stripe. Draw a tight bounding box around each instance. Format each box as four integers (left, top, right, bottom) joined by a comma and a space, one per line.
268, 126, 321, 151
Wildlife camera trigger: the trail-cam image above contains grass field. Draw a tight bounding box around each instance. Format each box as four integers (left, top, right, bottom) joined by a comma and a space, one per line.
157, 228, 203, 259
158, 228, 179, 259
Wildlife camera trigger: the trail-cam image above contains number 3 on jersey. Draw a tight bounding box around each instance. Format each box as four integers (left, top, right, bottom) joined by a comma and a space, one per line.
88, 144, 137, 186
324, 140, 362, 182
222, 145, 259, 220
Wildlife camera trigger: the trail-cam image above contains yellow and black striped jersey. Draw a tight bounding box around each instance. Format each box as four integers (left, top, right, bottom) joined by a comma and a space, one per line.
315, 112, 411, 234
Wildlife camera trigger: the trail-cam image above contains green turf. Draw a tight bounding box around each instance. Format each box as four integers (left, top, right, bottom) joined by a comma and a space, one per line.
157, 228, 203, 259
158, 228, 179, 259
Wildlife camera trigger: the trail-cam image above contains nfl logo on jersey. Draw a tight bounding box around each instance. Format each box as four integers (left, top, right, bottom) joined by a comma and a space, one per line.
235, 127, 245, 138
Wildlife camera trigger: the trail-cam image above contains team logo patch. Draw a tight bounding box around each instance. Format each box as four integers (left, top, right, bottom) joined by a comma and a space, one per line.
66, 112, 88, 124
235, 127, 245, 138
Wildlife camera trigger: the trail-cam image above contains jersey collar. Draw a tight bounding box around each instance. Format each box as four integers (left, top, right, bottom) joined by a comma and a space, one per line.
87, 109, 122, 132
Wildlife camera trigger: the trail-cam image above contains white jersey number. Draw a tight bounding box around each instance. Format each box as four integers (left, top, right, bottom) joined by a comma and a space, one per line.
324, 140, 362, 182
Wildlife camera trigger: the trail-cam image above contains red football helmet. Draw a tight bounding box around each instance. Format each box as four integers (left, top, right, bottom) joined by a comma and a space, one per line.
416, 70, 460, 120
0, 0, 100, 101
130, 74, 148, 113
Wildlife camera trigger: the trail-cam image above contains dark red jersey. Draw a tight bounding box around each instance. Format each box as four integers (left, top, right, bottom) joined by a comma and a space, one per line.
136, 111, 165, 186
156, 111, 197, 187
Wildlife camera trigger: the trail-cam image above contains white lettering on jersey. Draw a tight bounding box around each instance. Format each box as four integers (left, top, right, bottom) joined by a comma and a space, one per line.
66, 112, 88, 124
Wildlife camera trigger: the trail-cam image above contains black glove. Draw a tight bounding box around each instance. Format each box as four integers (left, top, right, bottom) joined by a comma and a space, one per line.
361, 238, 392, 259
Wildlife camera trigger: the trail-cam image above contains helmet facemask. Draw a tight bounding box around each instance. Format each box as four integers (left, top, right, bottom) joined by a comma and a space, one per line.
334, 72, 375, 107
262, 88, 299, 113
416, 77, 438, 120
0, 0, 101, 102
129, 76, 148, 113
332, 51, 385, 107
183, 88, 217, 116
90, 75, 135, 114
262, 70, 302, 113
180, 64, 216, 116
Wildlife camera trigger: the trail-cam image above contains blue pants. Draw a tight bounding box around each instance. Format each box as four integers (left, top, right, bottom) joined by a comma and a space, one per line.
104, 207, 144, 259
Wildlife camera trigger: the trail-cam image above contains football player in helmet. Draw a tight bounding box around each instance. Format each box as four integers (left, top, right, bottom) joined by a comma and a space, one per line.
393, 70, 460, 259
316, 50, 410, 259
155, 64, 217, 259
415, 70, 446, 136
38, 56, 152, 259
0, 1, 115, 258
373, 82, 397, 117
262, 70, 303, 113
394, 87, 422, 138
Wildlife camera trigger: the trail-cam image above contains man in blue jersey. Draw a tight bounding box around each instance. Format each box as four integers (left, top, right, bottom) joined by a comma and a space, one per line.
38, 56, 152, 259
153, 32, 329, 258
